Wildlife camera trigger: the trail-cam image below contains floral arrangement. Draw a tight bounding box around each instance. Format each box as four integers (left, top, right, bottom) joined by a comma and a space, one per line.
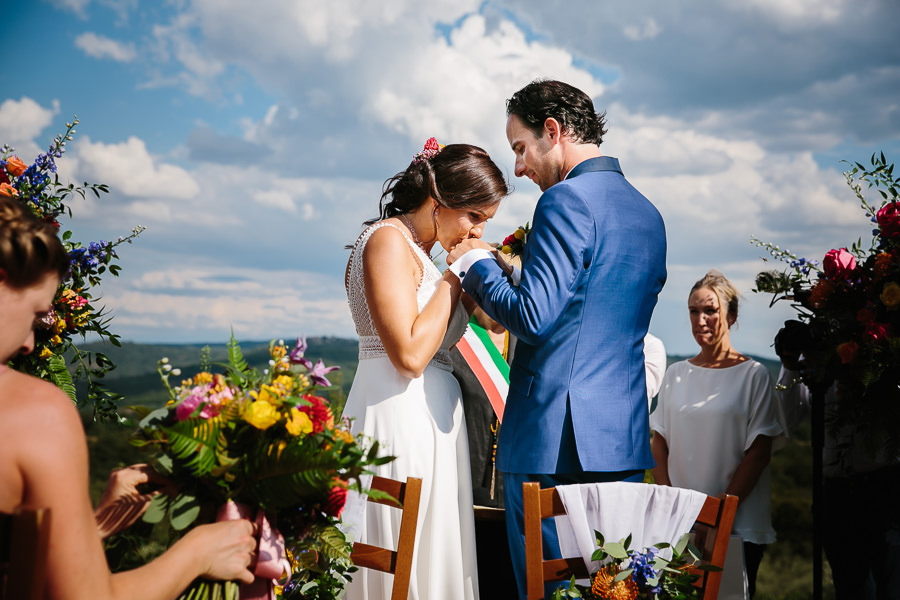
500, 222, 531, 257
412, 137, 444, 164
552, 532, 709, 600
131, 336, 391, 600
1, 117, 144, 420
751, 152, 900, 455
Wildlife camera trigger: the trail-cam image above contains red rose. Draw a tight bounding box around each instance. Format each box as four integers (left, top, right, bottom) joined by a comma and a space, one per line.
876, 202, 900, 239
857, 307, 876, 325
324, 484, 348, 517
423, 137, 440, 151
836, 341, 859, 364
822, 248, 856, 281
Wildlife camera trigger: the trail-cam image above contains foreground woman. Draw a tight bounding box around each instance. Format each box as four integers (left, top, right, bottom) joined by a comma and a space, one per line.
343, 141, 509, 599
0, 196, 257, 600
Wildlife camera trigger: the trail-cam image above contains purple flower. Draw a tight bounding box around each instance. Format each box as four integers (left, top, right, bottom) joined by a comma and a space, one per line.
308, 359, 339, 387
289, 336, 311, 368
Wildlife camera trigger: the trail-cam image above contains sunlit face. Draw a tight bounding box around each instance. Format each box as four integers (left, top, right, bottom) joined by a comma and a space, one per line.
688, 286, 734, 349
436, 201, 501, 252
0, 271, 59, 363
506, 114, 559, 192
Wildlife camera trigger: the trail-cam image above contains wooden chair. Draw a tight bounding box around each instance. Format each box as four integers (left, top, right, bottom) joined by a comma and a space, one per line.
0, 506, 51, 600
522, 482, 738, 599
349, 476, 423, 600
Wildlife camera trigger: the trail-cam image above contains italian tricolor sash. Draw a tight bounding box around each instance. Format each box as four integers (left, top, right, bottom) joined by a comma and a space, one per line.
456, 319, 509, 421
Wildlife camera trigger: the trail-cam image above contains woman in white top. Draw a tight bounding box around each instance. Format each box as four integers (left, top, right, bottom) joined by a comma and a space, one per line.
650, 269, 784, 598
343, 141, 508, 600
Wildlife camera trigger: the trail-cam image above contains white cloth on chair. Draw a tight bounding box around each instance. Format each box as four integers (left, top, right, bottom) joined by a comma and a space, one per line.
555, 482, 707, 572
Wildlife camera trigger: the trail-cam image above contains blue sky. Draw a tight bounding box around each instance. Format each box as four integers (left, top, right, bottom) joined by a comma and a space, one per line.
2, 0, 899, 358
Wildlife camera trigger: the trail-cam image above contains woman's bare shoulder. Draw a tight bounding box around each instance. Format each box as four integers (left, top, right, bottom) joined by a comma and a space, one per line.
0, 370, 82, 430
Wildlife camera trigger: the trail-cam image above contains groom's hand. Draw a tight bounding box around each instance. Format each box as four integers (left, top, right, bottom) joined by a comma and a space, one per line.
447, 238, 493, 265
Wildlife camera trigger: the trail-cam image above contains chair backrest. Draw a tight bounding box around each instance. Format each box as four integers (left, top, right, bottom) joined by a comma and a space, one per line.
349, 476, 423, 600
522, 482, 738, 600
0, 506, 52, 600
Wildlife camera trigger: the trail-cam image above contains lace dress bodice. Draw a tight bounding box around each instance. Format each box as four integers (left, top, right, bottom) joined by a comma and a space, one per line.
346, 222, 468, 371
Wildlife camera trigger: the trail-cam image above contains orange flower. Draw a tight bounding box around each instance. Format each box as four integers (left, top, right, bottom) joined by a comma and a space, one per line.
808, 280, 834, 309
5, 155, 27, 176
0, 183, 18, 197
591, 565, 639, 600
836, 341, 859, 365
874, 252, 894, 278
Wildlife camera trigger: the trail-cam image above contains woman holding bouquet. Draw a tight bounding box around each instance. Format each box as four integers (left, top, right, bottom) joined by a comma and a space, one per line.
0, 195, 258, 600
343, 140, 509, 599
650, 269, 785, 597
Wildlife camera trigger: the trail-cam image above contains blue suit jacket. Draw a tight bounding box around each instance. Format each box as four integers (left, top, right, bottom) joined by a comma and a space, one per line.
462, 157, 666, 474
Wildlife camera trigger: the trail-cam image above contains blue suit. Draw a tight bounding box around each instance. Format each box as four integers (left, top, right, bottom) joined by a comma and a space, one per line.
460, 156, 666, 595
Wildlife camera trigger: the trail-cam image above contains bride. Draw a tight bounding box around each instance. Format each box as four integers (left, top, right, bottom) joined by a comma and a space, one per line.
343, 140, 509, 599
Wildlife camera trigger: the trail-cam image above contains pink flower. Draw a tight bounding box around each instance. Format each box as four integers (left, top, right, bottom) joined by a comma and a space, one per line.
876, 202, 900, 239
865, 321, 891, 343
822, 248, 857, 281
423, 137, 440, 151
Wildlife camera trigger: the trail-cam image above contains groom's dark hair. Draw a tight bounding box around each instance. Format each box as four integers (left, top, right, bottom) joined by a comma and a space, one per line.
506, 79, 607, 146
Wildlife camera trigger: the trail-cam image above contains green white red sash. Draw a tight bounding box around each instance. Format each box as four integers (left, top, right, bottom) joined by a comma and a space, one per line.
455, 320, 509, 421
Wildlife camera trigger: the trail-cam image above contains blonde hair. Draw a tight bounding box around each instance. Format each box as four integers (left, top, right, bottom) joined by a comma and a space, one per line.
0, 195, 68, 288
690, 269, 740, 322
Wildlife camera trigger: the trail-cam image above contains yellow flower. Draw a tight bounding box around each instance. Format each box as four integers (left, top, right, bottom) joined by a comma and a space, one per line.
271, 343, 287, 361
256, 384, 284, 406
53, 318, 66, 334
49, 335, 62, 345
880, 281, 900, 310
39, 347, 53, 359
286, 408, 314, 436
193, 372, 214, 385
500, 245, 513, 254
244, 399, 279, 429
514, 228, 526, 240
274, 375, 294, 393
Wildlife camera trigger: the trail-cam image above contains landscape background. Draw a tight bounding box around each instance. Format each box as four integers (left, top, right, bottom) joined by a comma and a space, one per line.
83, 338, 823, 600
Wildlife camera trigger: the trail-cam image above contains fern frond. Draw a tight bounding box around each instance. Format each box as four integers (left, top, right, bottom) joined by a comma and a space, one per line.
162, 417, 222, 476
246, 440, 343, 508
47, 354, 76, 401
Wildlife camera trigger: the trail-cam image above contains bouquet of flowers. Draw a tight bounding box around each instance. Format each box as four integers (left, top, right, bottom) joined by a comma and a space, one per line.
1, 117, 144, 420
552, 532, 709, 600
500, 222, 531, 257
752, 152, 900, 455
131, 335, 391, 600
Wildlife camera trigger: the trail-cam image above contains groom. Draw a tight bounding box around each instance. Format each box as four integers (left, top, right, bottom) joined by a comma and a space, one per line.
447, 79, 667, 597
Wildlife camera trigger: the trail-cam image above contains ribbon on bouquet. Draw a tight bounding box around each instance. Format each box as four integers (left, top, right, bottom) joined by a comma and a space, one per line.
216, 501, 291, 600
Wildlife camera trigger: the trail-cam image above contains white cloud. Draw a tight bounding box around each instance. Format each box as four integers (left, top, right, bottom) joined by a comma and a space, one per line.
728, 0, 851, 25
74, 32, 137, 62
623, 18, 662, 41
68, 136, 200, 199
0, 97, 59, 147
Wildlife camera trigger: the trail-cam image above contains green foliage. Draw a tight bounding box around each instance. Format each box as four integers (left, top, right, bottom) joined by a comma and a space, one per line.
2, 118, 144, 421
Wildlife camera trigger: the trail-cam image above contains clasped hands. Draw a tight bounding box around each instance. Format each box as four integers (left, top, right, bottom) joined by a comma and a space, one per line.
447, 238, 515, 278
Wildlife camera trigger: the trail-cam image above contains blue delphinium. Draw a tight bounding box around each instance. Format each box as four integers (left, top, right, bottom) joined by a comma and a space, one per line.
629, 547, 662, 594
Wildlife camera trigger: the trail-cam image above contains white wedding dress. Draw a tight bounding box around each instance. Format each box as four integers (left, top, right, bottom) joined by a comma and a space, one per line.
342, 222, 479, 600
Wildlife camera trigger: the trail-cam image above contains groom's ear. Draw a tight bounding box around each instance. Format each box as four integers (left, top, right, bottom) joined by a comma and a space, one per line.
543, 117, 563, 144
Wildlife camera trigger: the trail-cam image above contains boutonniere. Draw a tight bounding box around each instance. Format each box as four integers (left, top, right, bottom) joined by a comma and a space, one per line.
500, 222, 531, 257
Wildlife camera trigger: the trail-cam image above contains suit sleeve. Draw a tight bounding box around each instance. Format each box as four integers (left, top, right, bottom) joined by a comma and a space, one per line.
462, 185, 593, 345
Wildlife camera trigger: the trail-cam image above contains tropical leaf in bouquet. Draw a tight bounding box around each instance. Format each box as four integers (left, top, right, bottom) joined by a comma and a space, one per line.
245, 438, 344, 508
223, 331, 255, 388
162, 416, 223, 476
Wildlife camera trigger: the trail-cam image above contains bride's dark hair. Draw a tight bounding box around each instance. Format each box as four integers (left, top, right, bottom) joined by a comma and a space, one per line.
361, 143, 509, 228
